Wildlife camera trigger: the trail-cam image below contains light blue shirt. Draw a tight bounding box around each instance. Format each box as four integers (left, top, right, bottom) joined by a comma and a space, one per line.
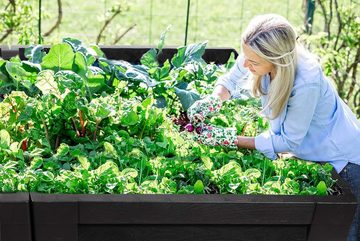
216, 53, 360, 173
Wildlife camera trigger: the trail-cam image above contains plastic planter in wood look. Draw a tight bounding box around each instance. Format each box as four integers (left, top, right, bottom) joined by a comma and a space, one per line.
30, 174, 356, 241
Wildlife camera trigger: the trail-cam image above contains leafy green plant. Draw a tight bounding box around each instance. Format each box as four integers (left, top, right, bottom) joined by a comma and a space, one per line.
0, 37, 337, 195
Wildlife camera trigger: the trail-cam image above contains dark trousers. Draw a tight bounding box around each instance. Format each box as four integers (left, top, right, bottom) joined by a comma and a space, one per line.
339, 163, 360, 241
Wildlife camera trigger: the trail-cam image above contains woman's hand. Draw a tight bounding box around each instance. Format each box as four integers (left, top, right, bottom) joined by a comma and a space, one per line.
187, 95, 222, 123
193, 124, 238, 149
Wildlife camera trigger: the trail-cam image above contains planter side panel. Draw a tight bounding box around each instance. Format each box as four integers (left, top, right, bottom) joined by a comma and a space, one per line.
79, 224, 307, 241
0, 193, 32, 241
0, 49, 19, 60
79, 202, 315, 224
307, 171, 359, 241
30, 190, 356, 241
31, 195, 78, 241
308, 198, 357, 241
100, 46, 238, 65
16, 46, 238, 64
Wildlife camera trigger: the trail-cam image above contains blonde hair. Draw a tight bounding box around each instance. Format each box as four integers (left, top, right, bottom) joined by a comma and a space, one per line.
242, 14, 298, 119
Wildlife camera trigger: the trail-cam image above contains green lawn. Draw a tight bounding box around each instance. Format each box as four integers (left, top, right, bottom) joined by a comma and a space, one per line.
39, 0, 306, 50
3, 0, 355, 50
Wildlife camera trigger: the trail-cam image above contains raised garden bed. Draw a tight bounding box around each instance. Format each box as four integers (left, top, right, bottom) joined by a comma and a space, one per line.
0, 175, 355, 241
30, 173, 356, 241
0, 40, 357, 241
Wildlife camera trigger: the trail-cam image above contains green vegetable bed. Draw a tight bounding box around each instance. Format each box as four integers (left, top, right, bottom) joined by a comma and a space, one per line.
0, 37, 337, 196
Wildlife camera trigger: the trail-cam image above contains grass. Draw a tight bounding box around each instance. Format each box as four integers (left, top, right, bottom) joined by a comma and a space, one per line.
38, 0, 306, 50
2, 0, 357, 50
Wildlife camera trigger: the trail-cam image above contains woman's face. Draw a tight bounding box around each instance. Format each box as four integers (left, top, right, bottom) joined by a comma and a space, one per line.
242, 43, 276, 78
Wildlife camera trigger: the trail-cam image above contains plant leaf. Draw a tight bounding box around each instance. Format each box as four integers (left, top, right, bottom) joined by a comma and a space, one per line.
140, 49, 158, 68
174, 87, 201, 111
194, 180, 204, 194
0, 129, 11, 147
316, 181, 327, 195
171, 42, 207, 68
41, 43, 75, 72
78, 156, 90, 170
25, 45, 46, 64
35, 70, 61, 97
157, 25, 171, 55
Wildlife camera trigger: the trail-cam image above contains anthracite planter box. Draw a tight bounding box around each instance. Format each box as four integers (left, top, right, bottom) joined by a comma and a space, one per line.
30, 174, 356, 241
0, 46, 20, 61
97, 46, 238, 65
0, 193, 32, 241
1, 45, 357, 241
0, 45, 238, 65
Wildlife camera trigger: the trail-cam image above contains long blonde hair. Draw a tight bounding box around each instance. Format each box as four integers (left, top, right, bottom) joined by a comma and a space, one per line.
242, 14, 298, 119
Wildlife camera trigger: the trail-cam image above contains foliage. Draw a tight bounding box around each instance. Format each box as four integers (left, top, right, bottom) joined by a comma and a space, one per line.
0, 0, 36, 44
96, 2, 134, 45
0, 37, 337, 195
304, 0, 360, 117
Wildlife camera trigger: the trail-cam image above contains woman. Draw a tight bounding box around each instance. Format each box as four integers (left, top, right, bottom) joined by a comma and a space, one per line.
187, 14, 360, 241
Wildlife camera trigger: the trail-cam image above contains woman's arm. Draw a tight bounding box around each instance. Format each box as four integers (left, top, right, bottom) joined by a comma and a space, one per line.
255, 83, 321, 159
212, 84, 231, 102
214, 54, 250, 100
236, 136, 256, 149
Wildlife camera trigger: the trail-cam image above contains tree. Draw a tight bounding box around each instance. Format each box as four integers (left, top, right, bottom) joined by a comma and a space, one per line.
304, 0, 360, 117
0, 0, 36, 44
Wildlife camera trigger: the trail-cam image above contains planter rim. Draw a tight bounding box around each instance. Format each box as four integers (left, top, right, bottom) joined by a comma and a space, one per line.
29, 191, 357, 204
0, 192, 30, 202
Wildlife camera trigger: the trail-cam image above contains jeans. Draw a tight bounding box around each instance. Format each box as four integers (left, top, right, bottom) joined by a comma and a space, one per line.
339, 163, 360, 241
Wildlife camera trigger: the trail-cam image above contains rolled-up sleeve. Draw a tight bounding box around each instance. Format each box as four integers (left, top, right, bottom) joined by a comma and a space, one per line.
255, 83, 321, 159
215, 54, 250, 98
